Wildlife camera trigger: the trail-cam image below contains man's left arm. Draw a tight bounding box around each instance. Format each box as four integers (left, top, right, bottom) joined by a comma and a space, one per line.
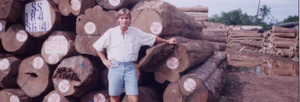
155, 37, 177, 44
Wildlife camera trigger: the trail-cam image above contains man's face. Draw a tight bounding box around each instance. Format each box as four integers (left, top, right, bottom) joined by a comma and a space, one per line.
118, 14, 131, 27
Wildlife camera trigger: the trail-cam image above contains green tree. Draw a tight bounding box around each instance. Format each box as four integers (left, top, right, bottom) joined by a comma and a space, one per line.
282, 15, 299, 23
259, 5, 271, 21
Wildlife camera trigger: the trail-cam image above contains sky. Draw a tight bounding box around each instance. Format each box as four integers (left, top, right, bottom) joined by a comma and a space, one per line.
163, 0, 299, 23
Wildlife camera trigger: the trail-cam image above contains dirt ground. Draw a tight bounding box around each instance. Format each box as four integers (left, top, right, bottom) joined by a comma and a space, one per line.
220, 48, 299, 102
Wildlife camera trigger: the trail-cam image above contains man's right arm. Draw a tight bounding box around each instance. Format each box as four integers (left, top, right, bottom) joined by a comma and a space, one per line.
96, 51, 113, 68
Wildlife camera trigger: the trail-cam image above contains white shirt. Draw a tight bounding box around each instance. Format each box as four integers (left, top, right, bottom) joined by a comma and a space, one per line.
93, 26, 156, 62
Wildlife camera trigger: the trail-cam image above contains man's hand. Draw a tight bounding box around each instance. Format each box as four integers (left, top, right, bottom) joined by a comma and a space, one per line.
103, 60, 113, 68
168, 38, 177, 44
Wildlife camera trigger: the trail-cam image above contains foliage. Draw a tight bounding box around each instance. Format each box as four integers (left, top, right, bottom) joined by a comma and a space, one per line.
282, 15, 299, 23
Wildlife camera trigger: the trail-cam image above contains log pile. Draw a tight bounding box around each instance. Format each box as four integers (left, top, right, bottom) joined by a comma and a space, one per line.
261, 59, 299, 76
0, 0, 228, 102
201, 22, 228, 51
178, 5, 208, 22
259, 26, 299, 58
227, 26, 264, 52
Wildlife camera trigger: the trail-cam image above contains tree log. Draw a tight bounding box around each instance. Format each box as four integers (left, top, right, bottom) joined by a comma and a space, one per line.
41, 31, 76, 65
203, 22, 226, 29
74, 35, 100, 56
0, 0, 22, 22
17, 54, 53, 97
96, 0, 138, 10
52, 0, 95, 16
178, 5, 208, 12
163, 52, 227, 102
24, 0, 61, 37
202, 29, 228, 42
272, 33, 297, 38
0, 89, 31, 102
273, 41, 295, 48
52, 55, 100, 97
43, 90, 78, 102
138, 37, 214, 83
206, 41, 226, 51
80, 90, 110, 102
132, 1, 203, 39
76, 5, 118, 35
270, 36, 297, 42
240, 41, 263, 48
272, 26, 298, 34
183, 12, 208, 21
1, 24, 42, 55
0, 57, 20, 89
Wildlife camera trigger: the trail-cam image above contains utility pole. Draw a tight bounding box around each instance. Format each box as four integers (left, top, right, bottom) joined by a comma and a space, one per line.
255, 0, 261, 25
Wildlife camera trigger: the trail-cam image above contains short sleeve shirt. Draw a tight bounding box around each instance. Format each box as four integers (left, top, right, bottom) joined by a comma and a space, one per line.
93, 26, 156, 62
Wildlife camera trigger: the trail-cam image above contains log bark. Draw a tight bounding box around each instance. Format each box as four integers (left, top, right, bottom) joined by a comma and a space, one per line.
52, 55, 100, 97
0, 89, 31, 102
52, 0, 95, 16
0, 0, 22, 22
270, 36, 297, 42
132, 1, 203, 39
96, 0, 138, 10
43, 90, 78, 102
80, 90, 110, 102
24, 0, 61, 37
41, 31, 76, 65
1, 24, 42, 55
74, 35, 100, 56
272, 26, 298, 34
240, 41, 263, 48
178, 5, 208, 12
0, 57, 21, 88
202, 29, 228, 42
17, 54, 53, 97
206, 41, 226, 51
203, 22, 226, 29
273, 41, 295, 48
272, 33, 297, 38
183, 12, 208, 21
163, 52, 227, 102
138, 37, 214, 83
76, 5, 118, 35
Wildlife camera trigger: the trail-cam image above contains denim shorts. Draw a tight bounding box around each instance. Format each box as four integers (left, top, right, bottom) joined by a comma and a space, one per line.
108, 60, 139, 96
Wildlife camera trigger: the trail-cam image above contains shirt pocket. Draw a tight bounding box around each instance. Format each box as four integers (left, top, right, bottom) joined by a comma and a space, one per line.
128, 39, 139, 54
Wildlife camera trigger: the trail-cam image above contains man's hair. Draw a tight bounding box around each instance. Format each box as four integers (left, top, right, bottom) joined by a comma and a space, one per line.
117, 8, 131, 19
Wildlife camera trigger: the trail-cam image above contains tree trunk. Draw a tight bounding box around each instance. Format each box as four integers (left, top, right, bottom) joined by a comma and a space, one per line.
131, 1, 203, 39
0, 0, 22, 22
273, 41, 295, 48
206, 41, 226, 51
17, 54, 53, 97
183, 12, 208, 21
80, 90, 110, 102
202, 29, 228, 42
76, 5, 118, 35
41, 31, 76, 65
270, 36, 297, 42
272, 26, 298, 34
52, 55, 100, 97
74, 35, 100, 56
0, 89, 31, 102
138, 37, 214, 83
1, 24, 42, 55
240, 41, 263, 48
178, 5, 208, 12
96, 0, 138, 10
272, 33, 296, 38
163, 52, 227, 102
52, 0, 95, 16
43, 90, 78, 102
0, 57, 21, 88
24, 0, 61, 37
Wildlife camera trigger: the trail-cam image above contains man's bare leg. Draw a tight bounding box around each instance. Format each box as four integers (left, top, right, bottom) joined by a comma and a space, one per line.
128, 95, 138, 102
111, 96, 121, 102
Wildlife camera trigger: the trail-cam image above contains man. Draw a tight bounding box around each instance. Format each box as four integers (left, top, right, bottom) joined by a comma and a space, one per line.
93, 8, 176, 102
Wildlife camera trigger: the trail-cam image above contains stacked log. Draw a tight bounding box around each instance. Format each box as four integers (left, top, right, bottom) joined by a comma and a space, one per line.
261, 59, 299, 76
0, 0, 229, 102
259, 26, 299, 58
227, 28, 264, 52
163, 52, 227, 102
201, 22, 228, 51
178, 5, 208, 22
